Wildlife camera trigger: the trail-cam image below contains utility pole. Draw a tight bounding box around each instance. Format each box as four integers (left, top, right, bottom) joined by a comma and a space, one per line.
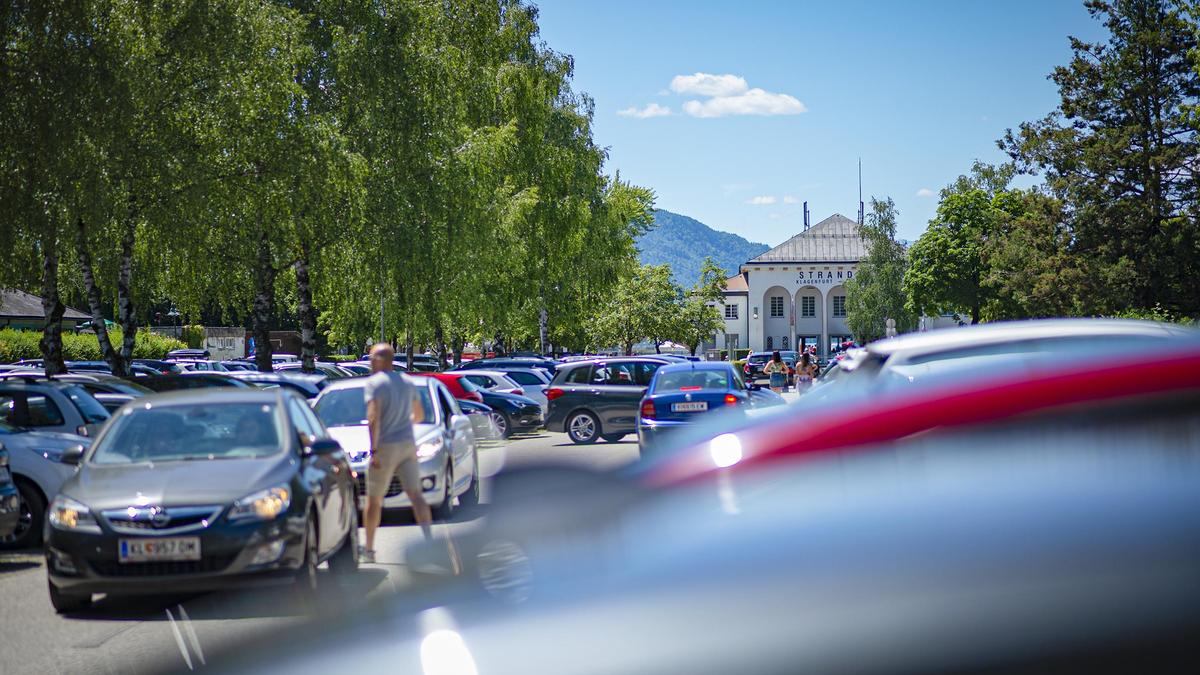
857, 158, 864, 224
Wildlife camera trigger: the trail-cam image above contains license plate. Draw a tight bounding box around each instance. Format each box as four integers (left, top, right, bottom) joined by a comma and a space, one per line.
671, 402, 708, 413
119, 537, 201, 563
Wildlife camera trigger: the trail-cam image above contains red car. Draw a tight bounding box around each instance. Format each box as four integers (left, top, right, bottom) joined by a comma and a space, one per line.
640, 338, 1200, 488
408, 372, 484, 404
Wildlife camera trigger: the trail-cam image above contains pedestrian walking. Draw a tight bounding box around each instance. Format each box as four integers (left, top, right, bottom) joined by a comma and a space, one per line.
796, 352, 817, 391
361, 342, 430, 563
764, 350, 787, 394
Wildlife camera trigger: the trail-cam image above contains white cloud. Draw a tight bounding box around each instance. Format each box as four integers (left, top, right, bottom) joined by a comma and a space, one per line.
782, 195, 800, 204
915, 188, 936, 198
682, 88, 807, 118
670, 73, 748, 97
617, 103, 671, 119
746, 195, 777, 205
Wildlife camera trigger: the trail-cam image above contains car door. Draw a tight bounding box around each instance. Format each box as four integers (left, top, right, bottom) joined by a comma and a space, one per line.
593, 361, 646, 432
0, 389, 74, 435
436, 385, 474, 493
287, 396, 342, 555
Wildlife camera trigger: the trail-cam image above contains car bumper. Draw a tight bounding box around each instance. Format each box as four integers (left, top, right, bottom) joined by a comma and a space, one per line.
45, 513, 308, 595
351, 454, 449, 510
637, 418, 692, 452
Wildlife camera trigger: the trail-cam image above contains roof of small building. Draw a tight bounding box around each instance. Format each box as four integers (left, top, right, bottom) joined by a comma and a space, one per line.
0, 289, 89, 321
748, 213, 867, 264
724, 273, 749, 292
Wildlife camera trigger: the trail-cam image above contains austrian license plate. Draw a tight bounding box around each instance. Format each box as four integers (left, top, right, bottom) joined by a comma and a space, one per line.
119, 537, 201, 563
671, 401, 708, 413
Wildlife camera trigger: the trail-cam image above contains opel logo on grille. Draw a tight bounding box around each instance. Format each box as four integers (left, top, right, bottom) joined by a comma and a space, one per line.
150, 507, 170, 527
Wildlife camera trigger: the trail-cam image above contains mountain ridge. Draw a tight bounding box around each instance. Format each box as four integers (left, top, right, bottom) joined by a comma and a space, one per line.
636, 209, 769, 288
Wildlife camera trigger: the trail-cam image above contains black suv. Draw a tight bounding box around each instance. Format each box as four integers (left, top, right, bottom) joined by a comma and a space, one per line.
544, 357, 672, 444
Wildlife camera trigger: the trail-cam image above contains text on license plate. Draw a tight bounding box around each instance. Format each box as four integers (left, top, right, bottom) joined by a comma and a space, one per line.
119, 537, 201, 563
671, 402, 708, 413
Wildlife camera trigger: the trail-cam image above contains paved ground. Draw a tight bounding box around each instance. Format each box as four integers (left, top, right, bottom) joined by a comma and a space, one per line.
0, 430, 640, 675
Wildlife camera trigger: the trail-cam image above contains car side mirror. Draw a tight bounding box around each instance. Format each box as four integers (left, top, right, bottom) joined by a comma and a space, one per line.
305, 438, 342, 456
61, 444, 86, 466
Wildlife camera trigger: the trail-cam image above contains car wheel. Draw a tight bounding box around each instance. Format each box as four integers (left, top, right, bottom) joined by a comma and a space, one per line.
566, 411, 600, 445
48, 580, 91, 614
328, 506, 359, 576
296, 517, 319, 603
601, 433, 625, 443
433, 463, 454, 521
0, 480, 44, 550
489, 411, 511, 439
458, 456, 480, 508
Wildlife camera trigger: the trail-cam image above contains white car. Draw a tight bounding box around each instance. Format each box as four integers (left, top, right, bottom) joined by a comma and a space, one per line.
0, 422, 90, 549
491, 367, 552, 415
311, 376, 480, 519
451, 369, 552, 415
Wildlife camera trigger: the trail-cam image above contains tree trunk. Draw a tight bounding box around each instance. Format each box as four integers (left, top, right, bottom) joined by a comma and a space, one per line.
970, 304, 980, 325
295, 243, 317, 373
450, 332, 464, 366
39, 221, 67, 375
538, 306, 548, 356
74, 218, 122, 374
252, 233, 276, 373
433, 322, 446, 371
405, 331, 414, 371
116, 216, 136, 373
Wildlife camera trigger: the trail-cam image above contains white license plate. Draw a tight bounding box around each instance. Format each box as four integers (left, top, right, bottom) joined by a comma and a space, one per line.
119, 537, 201, 563
671, 402, 709, 413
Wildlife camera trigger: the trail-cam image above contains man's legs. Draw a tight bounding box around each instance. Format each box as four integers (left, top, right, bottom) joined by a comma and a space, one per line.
398, 457, 432, 540
364, 496, 385, 553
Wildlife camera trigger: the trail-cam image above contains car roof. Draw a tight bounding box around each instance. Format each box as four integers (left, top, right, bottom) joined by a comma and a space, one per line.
655, 361, 734, 374
127, 388, 287, 407
865, 318, 1192, 360
318, 373, 430, 394
563, 356, 675, 368
447, 369, 512, 379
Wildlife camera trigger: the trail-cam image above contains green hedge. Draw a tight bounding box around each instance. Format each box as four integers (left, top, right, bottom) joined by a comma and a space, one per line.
322, 354, 360, 363
0, 328, 187, 362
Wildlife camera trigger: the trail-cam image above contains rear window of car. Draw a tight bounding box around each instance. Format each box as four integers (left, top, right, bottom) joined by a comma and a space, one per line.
506, 371, 543, 386
563, 365, 592, 385
64, 386, 110, 424
653, 369, 731, 392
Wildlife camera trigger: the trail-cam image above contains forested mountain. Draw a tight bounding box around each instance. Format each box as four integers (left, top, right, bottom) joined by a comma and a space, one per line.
637, 209, 768, 287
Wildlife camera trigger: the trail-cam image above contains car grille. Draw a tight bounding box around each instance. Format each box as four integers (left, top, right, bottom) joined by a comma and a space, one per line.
101, 506, 224, 535
90, 555, 237, 577
355, 475, 404, 498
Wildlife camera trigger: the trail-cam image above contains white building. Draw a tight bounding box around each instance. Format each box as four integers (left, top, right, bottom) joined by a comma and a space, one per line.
715, 213, 865, 358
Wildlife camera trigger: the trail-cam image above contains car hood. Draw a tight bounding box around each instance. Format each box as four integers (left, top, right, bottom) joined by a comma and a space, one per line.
1, 429, 92, 449
64, 453, 297, 510
326, 423, 440, 455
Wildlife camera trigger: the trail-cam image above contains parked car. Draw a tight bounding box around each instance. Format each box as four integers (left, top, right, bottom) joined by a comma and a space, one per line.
457, 399, 500, 441
311, 376, 480, 519
166, 348, 211, 360
137, 373, 259, 393
0, 447, 20, 542
544, 357, 673, 444
489, 367, 552, 414
449, 370, 526, 396
219, 361, 255, 372
457, 357, 557, 377
476, 388, 544, 439
131, 359, 183, 375
0, 380, 110, 437
167, 359, 231, 372
225, 371, 327, 398
276, 362, 355, 379
335, 362, 371, 376
0, 420, 90, 549
43, 388, 358, 613
741, 350, 796, 385
637, 362, 755, 452
408, 372, 485, 404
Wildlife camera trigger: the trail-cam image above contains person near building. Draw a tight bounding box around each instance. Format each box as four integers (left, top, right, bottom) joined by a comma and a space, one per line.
796, 352, 818, 390
763, 351, 787, 393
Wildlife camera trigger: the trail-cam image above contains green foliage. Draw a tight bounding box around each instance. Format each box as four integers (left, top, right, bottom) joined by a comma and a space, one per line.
321, 354, 360, 363
0, 329, 185, 362
1108, 303, 1196, 325
674, 258, 728, 355
845, 198, 916, 342
590, 264, 681, 355
637, 210, 768, 287
180, 325, 206, 350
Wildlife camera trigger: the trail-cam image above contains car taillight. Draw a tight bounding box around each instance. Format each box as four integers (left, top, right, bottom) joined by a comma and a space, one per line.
513, 388, 524, 396
724, 394, 738, 406
640, 400, 656, 419
546, 388, 565, 401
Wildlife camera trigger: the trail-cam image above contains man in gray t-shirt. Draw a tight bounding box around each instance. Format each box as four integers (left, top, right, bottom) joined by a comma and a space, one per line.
361, 343, 429, 562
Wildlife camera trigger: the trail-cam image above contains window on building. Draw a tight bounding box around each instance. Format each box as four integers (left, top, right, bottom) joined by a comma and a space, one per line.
832, 295, 847, 318
801, 296, 815, 317
769, 296, 784, 318
766, 336, 773, 350
724, 304, 738, 320
781, 336, 789, 349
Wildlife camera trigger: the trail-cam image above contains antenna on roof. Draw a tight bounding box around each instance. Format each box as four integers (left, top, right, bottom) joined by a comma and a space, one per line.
803, 201, 810, 230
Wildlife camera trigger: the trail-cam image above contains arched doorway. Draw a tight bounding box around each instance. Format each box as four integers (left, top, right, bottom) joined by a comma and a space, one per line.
761, 286, 790, 353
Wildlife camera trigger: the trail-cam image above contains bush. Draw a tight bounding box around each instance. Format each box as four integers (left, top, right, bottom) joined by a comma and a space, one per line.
0, 328, 186, 362
323, 354, 360, 363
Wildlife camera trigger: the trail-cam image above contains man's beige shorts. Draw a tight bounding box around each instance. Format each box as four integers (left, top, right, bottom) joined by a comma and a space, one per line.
367, 441, 421, 499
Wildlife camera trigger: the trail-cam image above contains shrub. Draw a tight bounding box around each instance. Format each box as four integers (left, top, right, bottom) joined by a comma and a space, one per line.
0, 328, 186, 362
323, 354, 359, 363
180, 324, 206, 349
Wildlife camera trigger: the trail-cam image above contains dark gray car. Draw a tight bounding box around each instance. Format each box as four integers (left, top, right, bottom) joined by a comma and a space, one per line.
544, 357, 672, 444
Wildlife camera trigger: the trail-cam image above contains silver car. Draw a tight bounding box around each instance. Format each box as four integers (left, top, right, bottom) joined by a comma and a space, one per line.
0, 421, 90, 549
311, 376, 480, 519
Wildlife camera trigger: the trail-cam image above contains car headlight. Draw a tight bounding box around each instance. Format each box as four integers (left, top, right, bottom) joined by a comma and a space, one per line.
417, 437, 444, 460
228, 485, 291, 522
49, 496, 102, 534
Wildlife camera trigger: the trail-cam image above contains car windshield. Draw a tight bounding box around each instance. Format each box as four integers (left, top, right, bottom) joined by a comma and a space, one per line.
63, 386, 110, 424
90, 402, 286, 464
314, 384, 436, 427
654, 369, 730, 392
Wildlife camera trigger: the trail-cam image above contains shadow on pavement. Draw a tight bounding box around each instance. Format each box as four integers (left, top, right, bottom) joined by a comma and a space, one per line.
0, 548, 42, 573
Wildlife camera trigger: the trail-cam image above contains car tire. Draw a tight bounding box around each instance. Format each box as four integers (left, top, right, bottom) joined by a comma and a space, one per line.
458, 457, 480, 509
433, 463, 454, 521
296, 516, 320, 605
329, 507, 359, 576
566, 411, 600, 445
601, 433, 625, 443
0, 479, 44, 550
48, 580, 91, 614
489, 411, 511, 439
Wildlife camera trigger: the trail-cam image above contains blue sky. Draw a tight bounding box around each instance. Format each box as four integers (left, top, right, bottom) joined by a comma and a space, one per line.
534, 0, 1106, 245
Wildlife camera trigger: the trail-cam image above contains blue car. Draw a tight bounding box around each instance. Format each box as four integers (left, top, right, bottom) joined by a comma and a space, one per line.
637, 362, 754, 452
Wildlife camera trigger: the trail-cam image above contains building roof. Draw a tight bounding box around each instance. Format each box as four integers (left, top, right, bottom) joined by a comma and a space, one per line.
724, 273, 749, 293
0, 289, 89, 321
747, 214, 867, 264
